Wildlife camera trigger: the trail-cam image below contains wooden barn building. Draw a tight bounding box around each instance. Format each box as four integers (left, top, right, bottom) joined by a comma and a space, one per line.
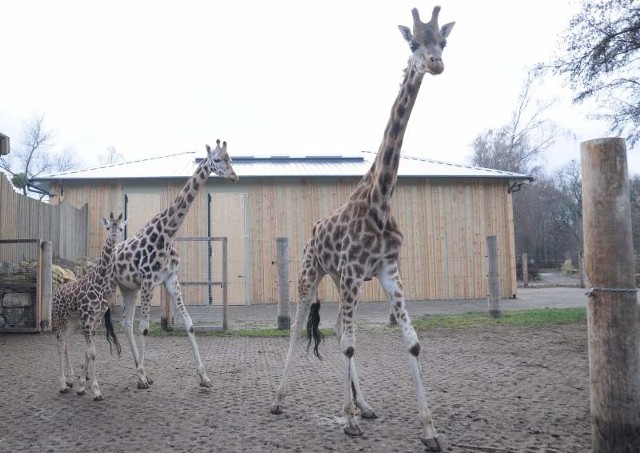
34, 151, 531, 306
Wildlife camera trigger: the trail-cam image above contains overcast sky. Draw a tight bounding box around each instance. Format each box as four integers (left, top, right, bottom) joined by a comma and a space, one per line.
1, 1, 638, 176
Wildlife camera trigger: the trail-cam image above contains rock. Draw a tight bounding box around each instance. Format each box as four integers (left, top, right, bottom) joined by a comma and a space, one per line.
52, 265, 76, 285
2, 293, 32, 308
0, 262, 19, 275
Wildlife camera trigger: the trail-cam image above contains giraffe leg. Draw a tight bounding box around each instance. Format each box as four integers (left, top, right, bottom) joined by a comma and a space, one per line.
135, 283, 154, 389
338, 275, 365, 437
82, 324, 103, 401
380, 264, 441, 451
331, 274, 376, 419
76, 323, 94, 396
56, 326, 73, 393
119, 287, 146, 387
64, 339, 74, 385
349, 358, 377, 419
164, 272, 212, 388
271, 250, 324, 415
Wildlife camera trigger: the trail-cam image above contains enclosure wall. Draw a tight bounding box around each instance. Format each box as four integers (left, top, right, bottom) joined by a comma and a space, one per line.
0, 173, 88, 261
55, 176, 517, 304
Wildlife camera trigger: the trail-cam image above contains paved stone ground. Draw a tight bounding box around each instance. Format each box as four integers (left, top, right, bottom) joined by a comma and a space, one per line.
116, 286, 595, 331
0, 320, 591, 452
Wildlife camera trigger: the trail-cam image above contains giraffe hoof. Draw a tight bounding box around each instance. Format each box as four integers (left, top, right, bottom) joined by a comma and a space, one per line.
344, 424, 363, 437
420, 436, 442, 452
270, 404, 283, 415
147, 377, 154, 385
137, 379, 150, 389
200, 379, 213, 388
93, 395, 104, 401
60, 388, 69, 394
360, 409, 378, 419
76, 390, 86, 396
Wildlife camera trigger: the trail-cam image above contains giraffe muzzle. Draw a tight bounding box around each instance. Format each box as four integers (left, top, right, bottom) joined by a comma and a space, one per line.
426, 59, 444, 75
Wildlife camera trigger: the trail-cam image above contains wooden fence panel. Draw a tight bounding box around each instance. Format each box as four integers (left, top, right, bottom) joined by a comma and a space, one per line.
0, 173, 88, 261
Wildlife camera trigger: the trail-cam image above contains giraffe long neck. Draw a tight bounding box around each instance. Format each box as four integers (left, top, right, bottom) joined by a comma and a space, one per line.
161, 159, 212, 239
96, 233, 117, 283
352, 65, 425, 206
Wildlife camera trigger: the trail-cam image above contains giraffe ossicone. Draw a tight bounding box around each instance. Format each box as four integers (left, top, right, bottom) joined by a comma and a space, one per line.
114, 139, 237, 390
271, 5, 454, 451
52, 212, 126, 401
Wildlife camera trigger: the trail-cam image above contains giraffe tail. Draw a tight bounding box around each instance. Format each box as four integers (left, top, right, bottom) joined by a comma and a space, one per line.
104, 308, 122, 356
306, 297, 324, 359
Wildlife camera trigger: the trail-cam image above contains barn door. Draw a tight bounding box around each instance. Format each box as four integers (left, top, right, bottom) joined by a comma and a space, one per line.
209, 192, 249, 305
122, 192, 164, 305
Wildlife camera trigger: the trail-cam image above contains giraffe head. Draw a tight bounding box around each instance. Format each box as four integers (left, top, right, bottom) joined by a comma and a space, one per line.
101, 212, 126, 240
205, 139, 239, 182
398, 5, 455, 75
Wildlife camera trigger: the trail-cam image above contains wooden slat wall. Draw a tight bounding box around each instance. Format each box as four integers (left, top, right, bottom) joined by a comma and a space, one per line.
247, 177, 517, 303
56, 175, 517, 305
0, 173, 88, 262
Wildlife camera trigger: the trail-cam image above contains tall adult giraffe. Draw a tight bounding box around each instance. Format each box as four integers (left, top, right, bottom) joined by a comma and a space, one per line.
270, 6, 454, 450
114, 140, 238, 389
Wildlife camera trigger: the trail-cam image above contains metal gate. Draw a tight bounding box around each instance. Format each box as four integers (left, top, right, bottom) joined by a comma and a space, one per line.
161, 236, 228, 331
0, 239, 50, 333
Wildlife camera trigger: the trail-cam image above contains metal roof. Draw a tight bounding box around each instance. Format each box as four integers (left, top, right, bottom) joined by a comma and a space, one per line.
34, 151, 532, 182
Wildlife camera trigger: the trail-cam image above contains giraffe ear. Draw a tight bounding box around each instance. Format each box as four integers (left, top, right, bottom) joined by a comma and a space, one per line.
441, 21, 455, 38
101, 217, 109, 228
121, 219, 128, 228
398, 25, 413, 43
206, 144, 211, 153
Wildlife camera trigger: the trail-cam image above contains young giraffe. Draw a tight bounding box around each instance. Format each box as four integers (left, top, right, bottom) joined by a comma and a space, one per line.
52, 212, 126, 401
271, 6, 454, 450
114, 140, 237, 389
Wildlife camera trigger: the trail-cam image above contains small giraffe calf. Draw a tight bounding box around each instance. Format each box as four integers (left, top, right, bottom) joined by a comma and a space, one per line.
52, 212, 126, 401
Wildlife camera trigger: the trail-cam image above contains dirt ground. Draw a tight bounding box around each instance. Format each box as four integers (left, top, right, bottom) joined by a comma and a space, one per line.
0, 323, 590, 453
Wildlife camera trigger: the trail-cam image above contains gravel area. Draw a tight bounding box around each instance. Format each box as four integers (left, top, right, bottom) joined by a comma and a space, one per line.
0, 322, 590, 452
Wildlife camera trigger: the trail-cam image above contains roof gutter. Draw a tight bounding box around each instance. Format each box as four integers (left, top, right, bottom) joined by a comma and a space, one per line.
508, 176, 534, 194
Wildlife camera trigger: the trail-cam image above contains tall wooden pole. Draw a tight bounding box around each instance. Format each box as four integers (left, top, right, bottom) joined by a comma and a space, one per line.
161, 289, 173, 331
276, 238, 291, 330
522, 253, 529, 288
39, 241, 52, 332
222, 237, 228, 331
581, 137, 640, 453
487, 235, 501, 317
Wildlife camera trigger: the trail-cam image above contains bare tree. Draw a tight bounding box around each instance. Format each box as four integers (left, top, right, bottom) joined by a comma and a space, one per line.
53, 147, 81, 172
0, 113, 54, 194
0, 113, 80, 196
470, 75, 559, 176
543, 0, 640, 145
513, 163, 583, 269
98, 145, 125, 165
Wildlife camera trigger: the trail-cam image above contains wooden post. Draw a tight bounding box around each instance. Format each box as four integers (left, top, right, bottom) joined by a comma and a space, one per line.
222, 237, 228, 331
579, 251, 585, 289
39, 241, 52, 331
487, 235, 500, 317
276, 238, 290, 330
522, 252, 529, 288
161, 288, 173, 331
581, 137, 640, 453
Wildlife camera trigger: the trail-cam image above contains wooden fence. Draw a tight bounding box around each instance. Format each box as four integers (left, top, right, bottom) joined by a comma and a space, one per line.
0, 172, 88, 262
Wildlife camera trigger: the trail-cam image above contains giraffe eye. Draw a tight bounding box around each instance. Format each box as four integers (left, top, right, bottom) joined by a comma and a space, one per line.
213, 158, 221, 163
